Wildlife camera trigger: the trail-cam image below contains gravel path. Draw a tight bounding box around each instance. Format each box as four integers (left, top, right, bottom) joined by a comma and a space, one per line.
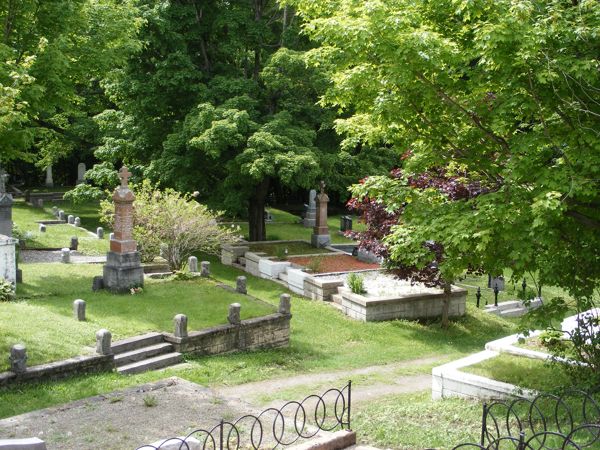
20, 249, 105, 264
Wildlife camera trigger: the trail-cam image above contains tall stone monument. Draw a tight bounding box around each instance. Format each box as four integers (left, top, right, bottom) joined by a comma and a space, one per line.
311, 181, 331, 248
76, 163, 86, 185
45, 166, 54, 188
102, 166, 144, 293
0, 168, 13, 237
303, 189, 317, 228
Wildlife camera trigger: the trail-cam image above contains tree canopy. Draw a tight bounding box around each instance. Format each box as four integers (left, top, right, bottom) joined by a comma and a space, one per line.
292, 0, 600, 305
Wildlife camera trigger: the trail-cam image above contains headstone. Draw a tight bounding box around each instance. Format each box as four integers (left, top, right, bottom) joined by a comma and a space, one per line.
109, 232, 115, 240
58, 210, 66, 222
67, 215, 74, 224
200, 261, 210, 277
279, 293, 291, 315
228, 303, 241, 325
34, 198, 44, 208
73, 299, 86, 321
264, 210, 273, 223
52, 206, 58, 217
76, 163, 86, 185
236, 276, 247, 294
489, 275, 505, 291
103, 166, 144, 293
70, 236, 78, 250
0, 168, 13, 237
9, 344, 27, 374
92, 276, 104, 291
39, 224, 46, 233
174, 314, 188, 338
0, 236, 18, 285
188, 256, 198, 273
74, 217, 81, 227
311, 181, 331, 248
96, 227, 104, 239
303, 189, 317, 227
61, 248, 71, 263
95, 329, 112, 355
0, 437, 47, 449
340, 215, 353, 232
45, 165, 54, 188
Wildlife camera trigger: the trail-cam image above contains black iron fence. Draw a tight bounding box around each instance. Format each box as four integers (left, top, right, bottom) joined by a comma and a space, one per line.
452, 390, 600, 449
137, 381, 351, 450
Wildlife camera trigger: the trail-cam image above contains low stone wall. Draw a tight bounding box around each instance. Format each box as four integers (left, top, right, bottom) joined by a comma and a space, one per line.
165, 313, 291, 355
0, 354, 114, 387
339, 286, 467, 322
304, 276, 344, 302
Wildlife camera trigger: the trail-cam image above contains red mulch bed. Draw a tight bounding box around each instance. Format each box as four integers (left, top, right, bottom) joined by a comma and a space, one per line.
288, 254, 379, 273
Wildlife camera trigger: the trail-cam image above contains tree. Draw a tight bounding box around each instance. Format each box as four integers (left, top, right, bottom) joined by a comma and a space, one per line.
0, 0, 141, 167
292, 0, 600, 311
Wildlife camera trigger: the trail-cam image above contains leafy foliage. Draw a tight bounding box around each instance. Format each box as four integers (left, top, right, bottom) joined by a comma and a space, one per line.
0, 278, 14, 302
346, 272, 365, 294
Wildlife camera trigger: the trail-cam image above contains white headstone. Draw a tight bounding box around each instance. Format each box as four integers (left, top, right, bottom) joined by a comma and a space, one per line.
45, 165, 54, 188
76, 163, 86, 184
0, 235, 17, 285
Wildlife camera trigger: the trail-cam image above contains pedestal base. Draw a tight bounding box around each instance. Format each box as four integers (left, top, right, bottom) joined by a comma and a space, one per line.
303, 210, 316, 228
311, 234, 331, 248
103, 251, 144, 293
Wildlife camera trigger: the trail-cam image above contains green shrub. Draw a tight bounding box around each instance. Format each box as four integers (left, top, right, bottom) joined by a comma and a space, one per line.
347, 272, 366, 294
306, 256, 323, 273
0, 278, 15, 301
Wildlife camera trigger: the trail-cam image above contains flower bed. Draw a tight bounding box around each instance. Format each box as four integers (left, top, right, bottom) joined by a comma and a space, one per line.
288, 254, 379, 273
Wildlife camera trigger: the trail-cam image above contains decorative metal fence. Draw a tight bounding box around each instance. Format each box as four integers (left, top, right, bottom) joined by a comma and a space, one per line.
451, 390, 600, 449
136, 381, 351, 450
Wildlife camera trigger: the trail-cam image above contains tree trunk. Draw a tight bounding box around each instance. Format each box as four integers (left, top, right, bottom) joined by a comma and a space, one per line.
248, 178, 270, 241
442, 281, 451, 329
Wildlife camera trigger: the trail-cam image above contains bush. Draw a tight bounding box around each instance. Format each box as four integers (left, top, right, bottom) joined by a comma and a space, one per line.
101, 181, 240, 270
347, 273, 366, 294
0, 278, 15, 301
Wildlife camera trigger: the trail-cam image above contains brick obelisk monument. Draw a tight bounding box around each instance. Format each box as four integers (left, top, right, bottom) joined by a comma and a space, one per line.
103, 166, 144, 293
311, 180, 331, 248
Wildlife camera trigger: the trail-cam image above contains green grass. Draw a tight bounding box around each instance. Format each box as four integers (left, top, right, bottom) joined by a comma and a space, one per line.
12, 200, 109, 255
1, 263, 274, 371
248, 241, 332, 256
461, 354, 571, 392
353, 390, 484, 449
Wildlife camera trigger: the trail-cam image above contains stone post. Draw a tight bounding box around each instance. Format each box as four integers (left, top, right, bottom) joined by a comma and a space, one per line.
96, 329, 112, 355
200, 261, 210, 277
74, 217, 81, 227
39, 224, 46, 233
73, 299, 86, 321
45, 165, 54, 188
279, 294, 291, 315
228, 303, 241, 325
188, 256, 198, 273
9, 344, 27, 374
174, 314, 188, 338
97, 227, 104, 239
0, 167, 13, 237
236, 276, 247, 294
103, 166, 144, 293
311, 181, 331, 248
61, 248, 71, 263
70, 236, 78, 251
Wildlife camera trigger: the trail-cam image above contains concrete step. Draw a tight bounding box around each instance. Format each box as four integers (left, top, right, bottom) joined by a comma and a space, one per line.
331, 294, 343, 305
111, 332, 164, 355
485, 300, 521, 312
278, 272, 288, 282
500, 307, 527, 318
117, 352, 183, 375
114, 342, 174, 368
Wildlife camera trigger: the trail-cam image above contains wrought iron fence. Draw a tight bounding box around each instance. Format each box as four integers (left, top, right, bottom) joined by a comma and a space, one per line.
136, 381, 351, 450
451, 390, 600, 449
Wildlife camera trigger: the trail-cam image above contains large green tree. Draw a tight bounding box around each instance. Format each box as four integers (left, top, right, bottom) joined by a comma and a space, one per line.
292, 0, 600, 306
93, 0, 396, 240
0, 0, 141, 167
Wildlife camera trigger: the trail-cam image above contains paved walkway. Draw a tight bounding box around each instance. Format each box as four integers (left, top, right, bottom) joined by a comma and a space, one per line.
20, 249, 105, 264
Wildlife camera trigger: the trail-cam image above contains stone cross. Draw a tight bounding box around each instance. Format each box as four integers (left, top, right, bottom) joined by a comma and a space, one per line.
118, 166, 132, 189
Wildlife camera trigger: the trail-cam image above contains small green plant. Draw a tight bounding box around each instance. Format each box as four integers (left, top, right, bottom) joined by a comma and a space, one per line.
306, 256, 323, 273
539, 329, 566, 352
347, 273, 366, 294
0, 279, 15, 301
173, 270, 194, 281
143, 394, 158, 407
275, 247, 289, 261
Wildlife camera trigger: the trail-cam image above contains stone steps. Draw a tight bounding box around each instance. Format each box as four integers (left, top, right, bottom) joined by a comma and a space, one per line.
114, 342, 174, 368
278, 271, 289, 283
117, 352, 183, 375
331, 293, 343, 305
111, 331, 164, 355
500, 307, 528, 318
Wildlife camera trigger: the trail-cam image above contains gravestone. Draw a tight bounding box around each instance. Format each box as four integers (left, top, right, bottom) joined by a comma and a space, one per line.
109, 232, 115, 240
96, 329, 112, 355
228, 303, 241, 325
236, 276, 247, 294
9, 344, 27, 373
311, 181, 331, 248
340, 215, 353, 232
264, 210, 273, 223
96, 227, 104, 239
76, 163, 86, 185
52, 206, 58, 217
70, 236, 78, 250
39, 224, 46, 233
0, 168, 13, 237
74, 217, 81, 227
67, 215, 74, 224
103, 166, 144, 293
61, 248, 71, 263
174, 314, 188, 338
303, 189, 317, 228
58, 210, 66, 222
488, 275, 505, 291
188, 256, 198, 273
0, 235, 17, 285
279, 293, 291, 315
45, 165, 54, 188
92, 276, 104, 291
200, 261, 210, 277
73, 299, 86, 321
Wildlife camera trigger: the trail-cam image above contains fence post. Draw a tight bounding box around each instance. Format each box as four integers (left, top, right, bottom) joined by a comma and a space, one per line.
476, 287, 481, 308
480, 403, 487, 445
347, 379, 352, 430
518, 431, 525, 450
219, 419, 224, 450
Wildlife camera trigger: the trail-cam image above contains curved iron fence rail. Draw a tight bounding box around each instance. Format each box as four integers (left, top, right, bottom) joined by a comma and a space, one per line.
136, 381, 351, 450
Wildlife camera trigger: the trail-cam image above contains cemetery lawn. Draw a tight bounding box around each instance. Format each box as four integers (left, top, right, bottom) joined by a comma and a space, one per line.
461, 354, 572, 391
0, 254, 517, 419
0, 263, 275, 371
12, 200, 108, 255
